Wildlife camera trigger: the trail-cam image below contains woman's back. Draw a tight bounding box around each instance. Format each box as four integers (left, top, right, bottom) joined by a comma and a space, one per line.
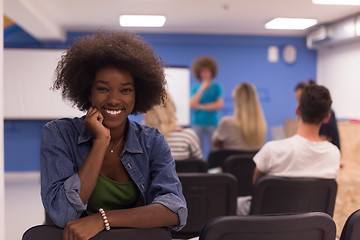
167, 127, 203, 160
212, 116, 261, 151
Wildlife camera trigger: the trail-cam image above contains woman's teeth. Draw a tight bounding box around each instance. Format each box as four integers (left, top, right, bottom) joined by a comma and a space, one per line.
106, 109, 122, 116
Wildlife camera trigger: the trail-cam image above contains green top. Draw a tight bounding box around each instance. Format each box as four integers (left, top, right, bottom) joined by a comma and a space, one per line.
87, 173, 140, 215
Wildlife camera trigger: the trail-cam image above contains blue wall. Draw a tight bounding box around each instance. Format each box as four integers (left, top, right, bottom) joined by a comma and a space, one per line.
4, 27, 317, 171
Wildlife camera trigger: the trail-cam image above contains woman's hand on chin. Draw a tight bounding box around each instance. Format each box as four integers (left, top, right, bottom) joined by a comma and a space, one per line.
84, 106, 111, 143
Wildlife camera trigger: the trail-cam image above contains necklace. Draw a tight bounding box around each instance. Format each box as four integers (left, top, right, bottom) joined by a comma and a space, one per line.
109, 135, 124, 153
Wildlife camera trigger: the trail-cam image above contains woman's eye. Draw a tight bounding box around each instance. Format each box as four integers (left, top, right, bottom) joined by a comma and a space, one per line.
121, 88, 133, 94
97, 87, 108, 92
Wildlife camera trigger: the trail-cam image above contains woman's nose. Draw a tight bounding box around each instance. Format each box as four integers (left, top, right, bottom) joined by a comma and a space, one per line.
107, 90, 121, 104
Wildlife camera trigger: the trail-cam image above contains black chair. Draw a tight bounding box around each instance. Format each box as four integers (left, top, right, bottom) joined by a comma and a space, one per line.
250, 176, 338, 217
340, 209, 360, 240
22, 225, 172, 240
207, 149, 257, 169
222, 154, 256, 196
199, 212, 336, 240
172, 173, 238, 239
175, 159, 208, 173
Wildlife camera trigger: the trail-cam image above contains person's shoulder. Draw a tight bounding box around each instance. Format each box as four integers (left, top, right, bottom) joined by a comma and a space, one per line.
129, 120, 163, 138
191, 82, 201, 90
211, 81, 222, 89
261, 136, 293, 151
220, 116, 234, 123
45, 116, 84, 131
181, 127, 198, 136
322, 140, 341, 154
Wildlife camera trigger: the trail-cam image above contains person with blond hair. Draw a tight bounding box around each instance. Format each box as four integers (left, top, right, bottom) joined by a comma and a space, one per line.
212, 82, 267, 151
144, 92, 203, 161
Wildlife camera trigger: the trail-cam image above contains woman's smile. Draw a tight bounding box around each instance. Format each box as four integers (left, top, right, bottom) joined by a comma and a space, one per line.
103, 108, 124, 117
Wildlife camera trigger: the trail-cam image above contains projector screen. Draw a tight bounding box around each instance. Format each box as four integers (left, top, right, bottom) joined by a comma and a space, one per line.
4, 49, 190, 126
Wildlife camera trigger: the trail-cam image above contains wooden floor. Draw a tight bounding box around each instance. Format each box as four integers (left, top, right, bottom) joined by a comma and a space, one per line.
333, 121, 360, 237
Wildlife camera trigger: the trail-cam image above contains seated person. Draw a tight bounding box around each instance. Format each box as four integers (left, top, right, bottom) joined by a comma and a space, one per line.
40, 32, 187, 240
237, 84, 340, 215
294, 80, 341, 150
212, 82, 267, 151
143, 91, 203, 161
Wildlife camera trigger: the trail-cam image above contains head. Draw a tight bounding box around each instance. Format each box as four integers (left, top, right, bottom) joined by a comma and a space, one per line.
143, 91, 177, 137
294, 79, 316, 102
192, 56, 218, 81
233, 82, 267, 147
297, 84, 332, 125
53, 31, 167, 117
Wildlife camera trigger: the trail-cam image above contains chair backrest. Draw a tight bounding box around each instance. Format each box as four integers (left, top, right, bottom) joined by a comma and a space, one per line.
199, 212, 336, 240
207, 149, 257, 169
22, 225, 172, 240
222, 154, 256, 196
250, 176, 337, 217
171, 173, 238, 239
340, 209, 360, 240
175, 159, 208, 173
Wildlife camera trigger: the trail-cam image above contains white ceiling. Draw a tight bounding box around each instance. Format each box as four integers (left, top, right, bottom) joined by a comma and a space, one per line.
4, 0, 360, 41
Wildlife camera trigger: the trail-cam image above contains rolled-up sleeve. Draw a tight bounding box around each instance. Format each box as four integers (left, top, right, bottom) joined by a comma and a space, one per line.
40, 121, 86, 228
64, 173, 87, 212
153, 193, 188, 231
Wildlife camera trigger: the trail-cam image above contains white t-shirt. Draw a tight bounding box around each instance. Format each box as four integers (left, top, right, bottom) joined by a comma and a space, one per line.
254, 134, 340, 179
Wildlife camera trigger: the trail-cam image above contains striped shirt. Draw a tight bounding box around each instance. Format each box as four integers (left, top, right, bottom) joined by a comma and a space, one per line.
166, 128, 203, 160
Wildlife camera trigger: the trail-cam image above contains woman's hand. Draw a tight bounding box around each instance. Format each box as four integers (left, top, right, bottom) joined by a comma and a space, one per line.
83, 107, 110, 142
63, 214, 104, 240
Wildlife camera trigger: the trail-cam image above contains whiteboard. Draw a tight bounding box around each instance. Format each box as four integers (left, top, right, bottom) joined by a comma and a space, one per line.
4, 49, 190, 125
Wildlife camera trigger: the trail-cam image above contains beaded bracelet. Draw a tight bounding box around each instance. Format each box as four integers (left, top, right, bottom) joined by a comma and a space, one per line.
99, 208, 110, 231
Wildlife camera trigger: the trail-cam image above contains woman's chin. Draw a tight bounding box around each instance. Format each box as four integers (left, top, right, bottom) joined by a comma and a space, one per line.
103, 119, 124, 131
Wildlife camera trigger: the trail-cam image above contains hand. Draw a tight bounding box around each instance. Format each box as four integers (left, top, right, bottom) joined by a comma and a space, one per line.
83, 107, 111, 142
200, 80, 211, 90
63, 214, 104, 240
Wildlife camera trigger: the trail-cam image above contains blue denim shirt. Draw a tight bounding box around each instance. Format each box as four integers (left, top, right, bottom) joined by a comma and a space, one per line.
40, 116, 187, 230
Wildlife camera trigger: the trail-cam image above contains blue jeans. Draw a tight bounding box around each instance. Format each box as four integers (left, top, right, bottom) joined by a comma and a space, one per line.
192, 125, 216, 160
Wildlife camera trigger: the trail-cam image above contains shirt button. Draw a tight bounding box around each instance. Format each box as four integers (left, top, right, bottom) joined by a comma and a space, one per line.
127, 163, 132, 169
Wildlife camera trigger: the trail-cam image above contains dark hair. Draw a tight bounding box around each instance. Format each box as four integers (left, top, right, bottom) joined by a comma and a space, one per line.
192, 56, 218, 80
294, 79, 316, 91
52, 31, 167, 114
299, 84, 332, 124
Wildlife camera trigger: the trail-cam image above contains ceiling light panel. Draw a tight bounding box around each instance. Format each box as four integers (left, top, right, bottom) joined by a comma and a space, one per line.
119, 15, 166, 27
312, 0, 360, 5
265, 18, 318, 30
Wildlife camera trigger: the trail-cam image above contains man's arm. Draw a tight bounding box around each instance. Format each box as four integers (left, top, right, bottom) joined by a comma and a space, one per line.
252, 167, 266, 184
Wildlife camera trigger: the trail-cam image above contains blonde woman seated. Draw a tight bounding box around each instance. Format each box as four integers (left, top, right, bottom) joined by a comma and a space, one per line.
144, 92, 203, 161
212, 82, 267, 151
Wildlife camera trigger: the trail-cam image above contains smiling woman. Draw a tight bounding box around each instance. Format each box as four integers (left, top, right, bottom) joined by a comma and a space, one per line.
40, 31, 187, 240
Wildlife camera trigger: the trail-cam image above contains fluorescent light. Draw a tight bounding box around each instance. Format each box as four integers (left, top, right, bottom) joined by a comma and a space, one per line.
313, 0, 360, 5
265, 18, 318, 30
119, 15, 166, 27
